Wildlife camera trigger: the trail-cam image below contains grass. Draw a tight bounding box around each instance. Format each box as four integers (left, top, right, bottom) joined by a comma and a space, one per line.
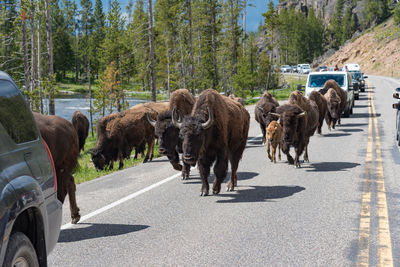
74, 135, 161, 184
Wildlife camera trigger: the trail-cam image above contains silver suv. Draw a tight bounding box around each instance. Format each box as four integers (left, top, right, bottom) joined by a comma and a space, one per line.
0, 71, 62, 266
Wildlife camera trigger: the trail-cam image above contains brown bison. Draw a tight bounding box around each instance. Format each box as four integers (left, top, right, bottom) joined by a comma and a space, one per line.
266, 120, 282, 163
255, 91, 280, 144
274, 104, 307, 168
71, 110, 89, 152
324, 88, 342, 130
229, 93, 245, 106
33, 112, 81, 224
172, 89, 250, 196
147, 89, 196, 179
91, 102, 169, 171
319, 79, 347, 124
308, 91, 327, 134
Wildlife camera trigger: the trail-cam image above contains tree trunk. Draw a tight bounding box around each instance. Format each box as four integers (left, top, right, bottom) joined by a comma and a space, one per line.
179, 32, 186, 89
37, 4, 43, 113
22, 17, 30, 97
45, 0, 55, 115
188, 0, 194, 92
88, 60, 94, 137
242, 0, 246, 57
30, 0, 37, 111
148, 0, 157, 102
211, 2, 219, 88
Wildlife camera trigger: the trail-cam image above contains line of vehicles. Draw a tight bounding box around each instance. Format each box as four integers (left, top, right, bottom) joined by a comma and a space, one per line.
393, 87, 400, 146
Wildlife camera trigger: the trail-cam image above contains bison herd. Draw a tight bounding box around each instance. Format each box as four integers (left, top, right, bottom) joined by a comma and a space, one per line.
33, 79, 348, 224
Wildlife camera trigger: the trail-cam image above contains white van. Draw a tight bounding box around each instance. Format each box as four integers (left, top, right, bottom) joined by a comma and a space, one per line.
305, 71, 355, 117
344, 63, 361, 72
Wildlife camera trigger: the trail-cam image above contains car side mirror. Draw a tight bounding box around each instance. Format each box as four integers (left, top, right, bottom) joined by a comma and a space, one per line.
363, 75, 368, 79
393, 103, 399, 110
394, 93, 400, 99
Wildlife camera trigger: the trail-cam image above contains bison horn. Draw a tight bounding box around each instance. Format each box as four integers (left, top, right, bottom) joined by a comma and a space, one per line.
171, 108, 183, 129
146, 112, 157, 127
297, 111, 307, 118
257, 106, 264, 112
201, 107, 213, 129
269, 112, 281, 118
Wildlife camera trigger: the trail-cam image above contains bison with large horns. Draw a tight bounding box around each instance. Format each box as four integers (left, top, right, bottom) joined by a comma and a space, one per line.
33, 113, 81, 224
172, 89, 249, 196
255, 91, 280, 144
319, 79, 347, 125
147, 89, 196, 179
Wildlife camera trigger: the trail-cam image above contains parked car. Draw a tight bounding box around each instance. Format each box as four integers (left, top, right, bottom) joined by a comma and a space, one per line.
316, 66, 328, 72
344, 63, 361, 72
297, 64, 310, 73
0, 71, 62, 266
350, 71, 368, 92
291, 65, 298, 73
300, 65, 311, 74
280, 65, 292, 73
393, 87, 400, 146
305, 71, 355, 117
349, 71, 361, 100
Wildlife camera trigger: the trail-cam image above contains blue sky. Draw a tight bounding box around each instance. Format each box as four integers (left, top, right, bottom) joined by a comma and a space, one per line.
92, 0, 277, 32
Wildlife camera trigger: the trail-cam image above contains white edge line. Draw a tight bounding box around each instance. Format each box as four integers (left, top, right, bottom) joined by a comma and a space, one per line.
61, 172, 181, 230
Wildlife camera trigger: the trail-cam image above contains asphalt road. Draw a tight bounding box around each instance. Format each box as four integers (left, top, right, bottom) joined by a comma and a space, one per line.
48, 75, 400, 266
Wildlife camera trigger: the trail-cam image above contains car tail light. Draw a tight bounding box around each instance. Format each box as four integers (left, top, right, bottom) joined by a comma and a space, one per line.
42, 140, 57, 192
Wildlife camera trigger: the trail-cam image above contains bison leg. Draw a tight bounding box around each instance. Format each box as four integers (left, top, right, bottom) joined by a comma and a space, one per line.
198, 156, 213, 196
260, 123, 266, 144
278, 141, 281, 161
64, 173, 81, 224
213, 154, 228, 195
294, 143, 305, 168
266, 141, 272, 161
182, 162, 191, 180
325, 114, 331, 131
168, 153, 183, 171
282, 145, 294, 165
227, 155, 241, 191
143, 138, 154, 163
272, 144, 276, 163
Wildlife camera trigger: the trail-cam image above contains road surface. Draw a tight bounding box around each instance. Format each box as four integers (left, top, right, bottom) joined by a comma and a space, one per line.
48, 75, 400, 266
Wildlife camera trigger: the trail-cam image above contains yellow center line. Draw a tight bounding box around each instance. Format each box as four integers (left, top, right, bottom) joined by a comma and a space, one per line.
371, 91, 394, 267
357, 89, 373, 267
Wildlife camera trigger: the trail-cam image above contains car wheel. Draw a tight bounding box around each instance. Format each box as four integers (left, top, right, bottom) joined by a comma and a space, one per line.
355, 94, 359, 100
343, 108, 350, 118
350, 106, 353, 114
4, 232, 39, 267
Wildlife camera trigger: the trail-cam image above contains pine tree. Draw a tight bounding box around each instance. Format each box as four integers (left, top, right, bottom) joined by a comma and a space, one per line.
330, 0, 344, 49
92, 0, 105, 77
395, 2, 400, 26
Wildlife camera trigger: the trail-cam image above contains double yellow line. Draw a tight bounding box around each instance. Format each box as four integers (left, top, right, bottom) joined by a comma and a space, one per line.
357, 86, 393, 266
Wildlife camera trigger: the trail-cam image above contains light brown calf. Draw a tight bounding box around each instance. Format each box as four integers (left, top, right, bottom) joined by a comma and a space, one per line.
266, 120, 282, 163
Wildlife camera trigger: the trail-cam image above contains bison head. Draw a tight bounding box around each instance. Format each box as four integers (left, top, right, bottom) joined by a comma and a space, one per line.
257, 103, 279, 128
148, 111, 180, 157
90, 148, 107, 171
327, 99, 341, 119
173, 107, 212, 165
275, 105, 306, 145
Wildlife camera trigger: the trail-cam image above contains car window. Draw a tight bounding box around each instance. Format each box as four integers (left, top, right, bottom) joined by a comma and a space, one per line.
0, 80, 38, 143
308, 74, 345, 88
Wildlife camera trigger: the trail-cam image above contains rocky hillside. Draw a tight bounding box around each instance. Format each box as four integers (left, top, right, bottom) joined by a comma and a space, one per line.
321, 18, 400, 77
276, 0, 364, 25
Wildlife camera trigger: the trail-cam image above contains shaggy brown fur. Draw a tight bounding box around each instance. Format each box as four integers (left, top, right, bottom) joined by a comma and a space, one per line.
276, 104, 307, 168
308, 91, 327, 134
255, 91, 280, 144
266, 120, 282, 163
177, 89, 250, 196
324, 88, 342, 130
33, 112, 81, 224
229, 94, 245, 106
318, 79, 347, 124
286, 90, 319, 165
170, 89, 196, 115
71, 110, 89, 152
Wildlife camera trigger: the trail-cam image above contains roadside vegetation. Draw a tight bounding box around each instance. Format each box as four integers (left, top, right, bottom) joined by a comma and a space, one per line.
74, 135, 161, 184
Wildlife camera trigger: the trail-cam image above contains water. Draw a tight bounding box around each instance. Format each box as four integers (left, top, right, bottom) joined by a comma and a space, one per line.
42, 97, 148, 126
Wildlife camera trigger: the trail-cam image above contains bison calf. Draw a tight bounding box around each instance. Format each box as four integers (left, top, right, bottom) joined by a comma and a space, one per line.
266, 120, 282, 163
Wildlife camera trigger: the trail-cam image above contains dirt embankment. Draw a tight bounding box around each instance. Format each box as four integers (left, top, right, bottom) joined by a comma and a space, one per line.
322, 18, 400, 77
